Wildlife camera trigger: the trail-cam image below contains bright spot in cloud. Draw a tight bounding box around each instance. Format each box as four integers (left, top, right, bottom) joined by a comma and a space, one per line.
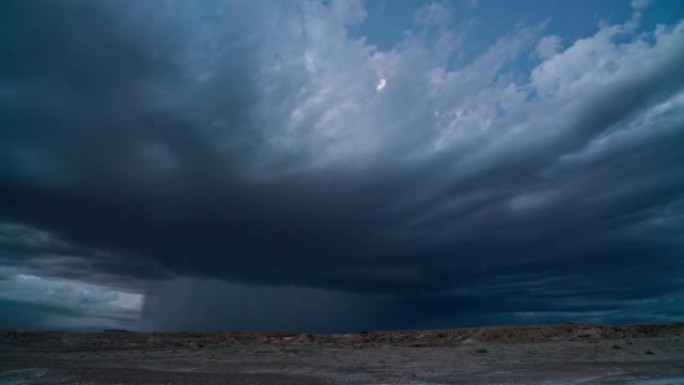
376, 77, 387, 91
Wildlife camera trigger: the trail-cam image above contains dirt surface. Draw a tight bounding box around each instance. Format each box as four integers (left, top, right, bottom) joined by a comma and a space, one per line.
1, 323, 684, 384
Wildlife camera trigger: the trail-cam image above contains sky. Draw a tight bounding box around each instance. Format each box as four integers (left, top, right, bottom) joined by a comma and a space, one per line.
0, 0, 683, 332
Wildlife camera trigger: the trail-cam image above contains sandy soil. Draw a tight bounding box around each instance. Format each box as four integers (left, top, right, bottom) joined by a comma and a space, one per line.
1, 323, 683, 384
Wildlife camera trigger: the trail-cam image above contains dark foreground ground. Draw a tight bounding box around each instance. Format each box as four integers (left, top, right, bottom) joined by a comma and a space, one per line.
1, 323, 684, 384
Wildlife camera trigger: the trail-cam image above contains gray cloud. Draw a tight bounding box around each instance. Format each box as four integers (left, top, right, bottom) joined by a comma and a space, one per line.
0, 268, 142, 330
0, 0, 683, 330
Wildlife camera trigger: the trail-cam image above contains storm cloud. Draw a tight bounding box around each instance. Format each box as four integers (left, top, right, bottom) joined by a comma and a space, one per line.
0, 0, 683, 331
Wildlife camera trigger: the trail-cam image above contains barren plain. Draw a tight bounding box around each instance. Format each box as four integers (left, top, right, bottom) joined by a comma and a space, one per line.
1, 323, 683, 384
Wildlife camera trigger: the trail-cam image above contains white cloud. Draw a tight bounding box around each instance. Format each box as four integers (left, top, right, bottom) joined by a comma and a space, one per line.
535, 35, 562, 59
220, 2, 684, 246
330, 0, 366, 25
414, 2, 451, 26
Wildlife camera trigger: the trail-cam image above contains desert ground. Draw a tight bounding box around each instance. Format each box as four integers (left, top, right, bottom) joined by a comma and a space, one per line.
1, 323, 683, 385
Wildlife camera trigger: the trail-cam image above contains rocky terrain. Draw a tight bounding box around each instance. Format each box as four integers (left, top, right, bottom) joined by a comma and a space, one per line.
1, 323, 684, 384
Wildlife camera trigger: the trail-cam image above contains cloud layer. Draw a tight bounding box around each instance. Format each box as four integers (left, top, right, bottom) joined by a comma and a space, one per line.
1, 0, 683, 330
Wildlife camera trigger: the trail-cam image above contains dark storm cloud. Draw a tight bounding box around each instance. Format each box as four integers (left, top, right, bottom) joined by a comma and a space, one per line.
0, 298, 138, 331
1, 0, 683, 330
0, 298, 86, 330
